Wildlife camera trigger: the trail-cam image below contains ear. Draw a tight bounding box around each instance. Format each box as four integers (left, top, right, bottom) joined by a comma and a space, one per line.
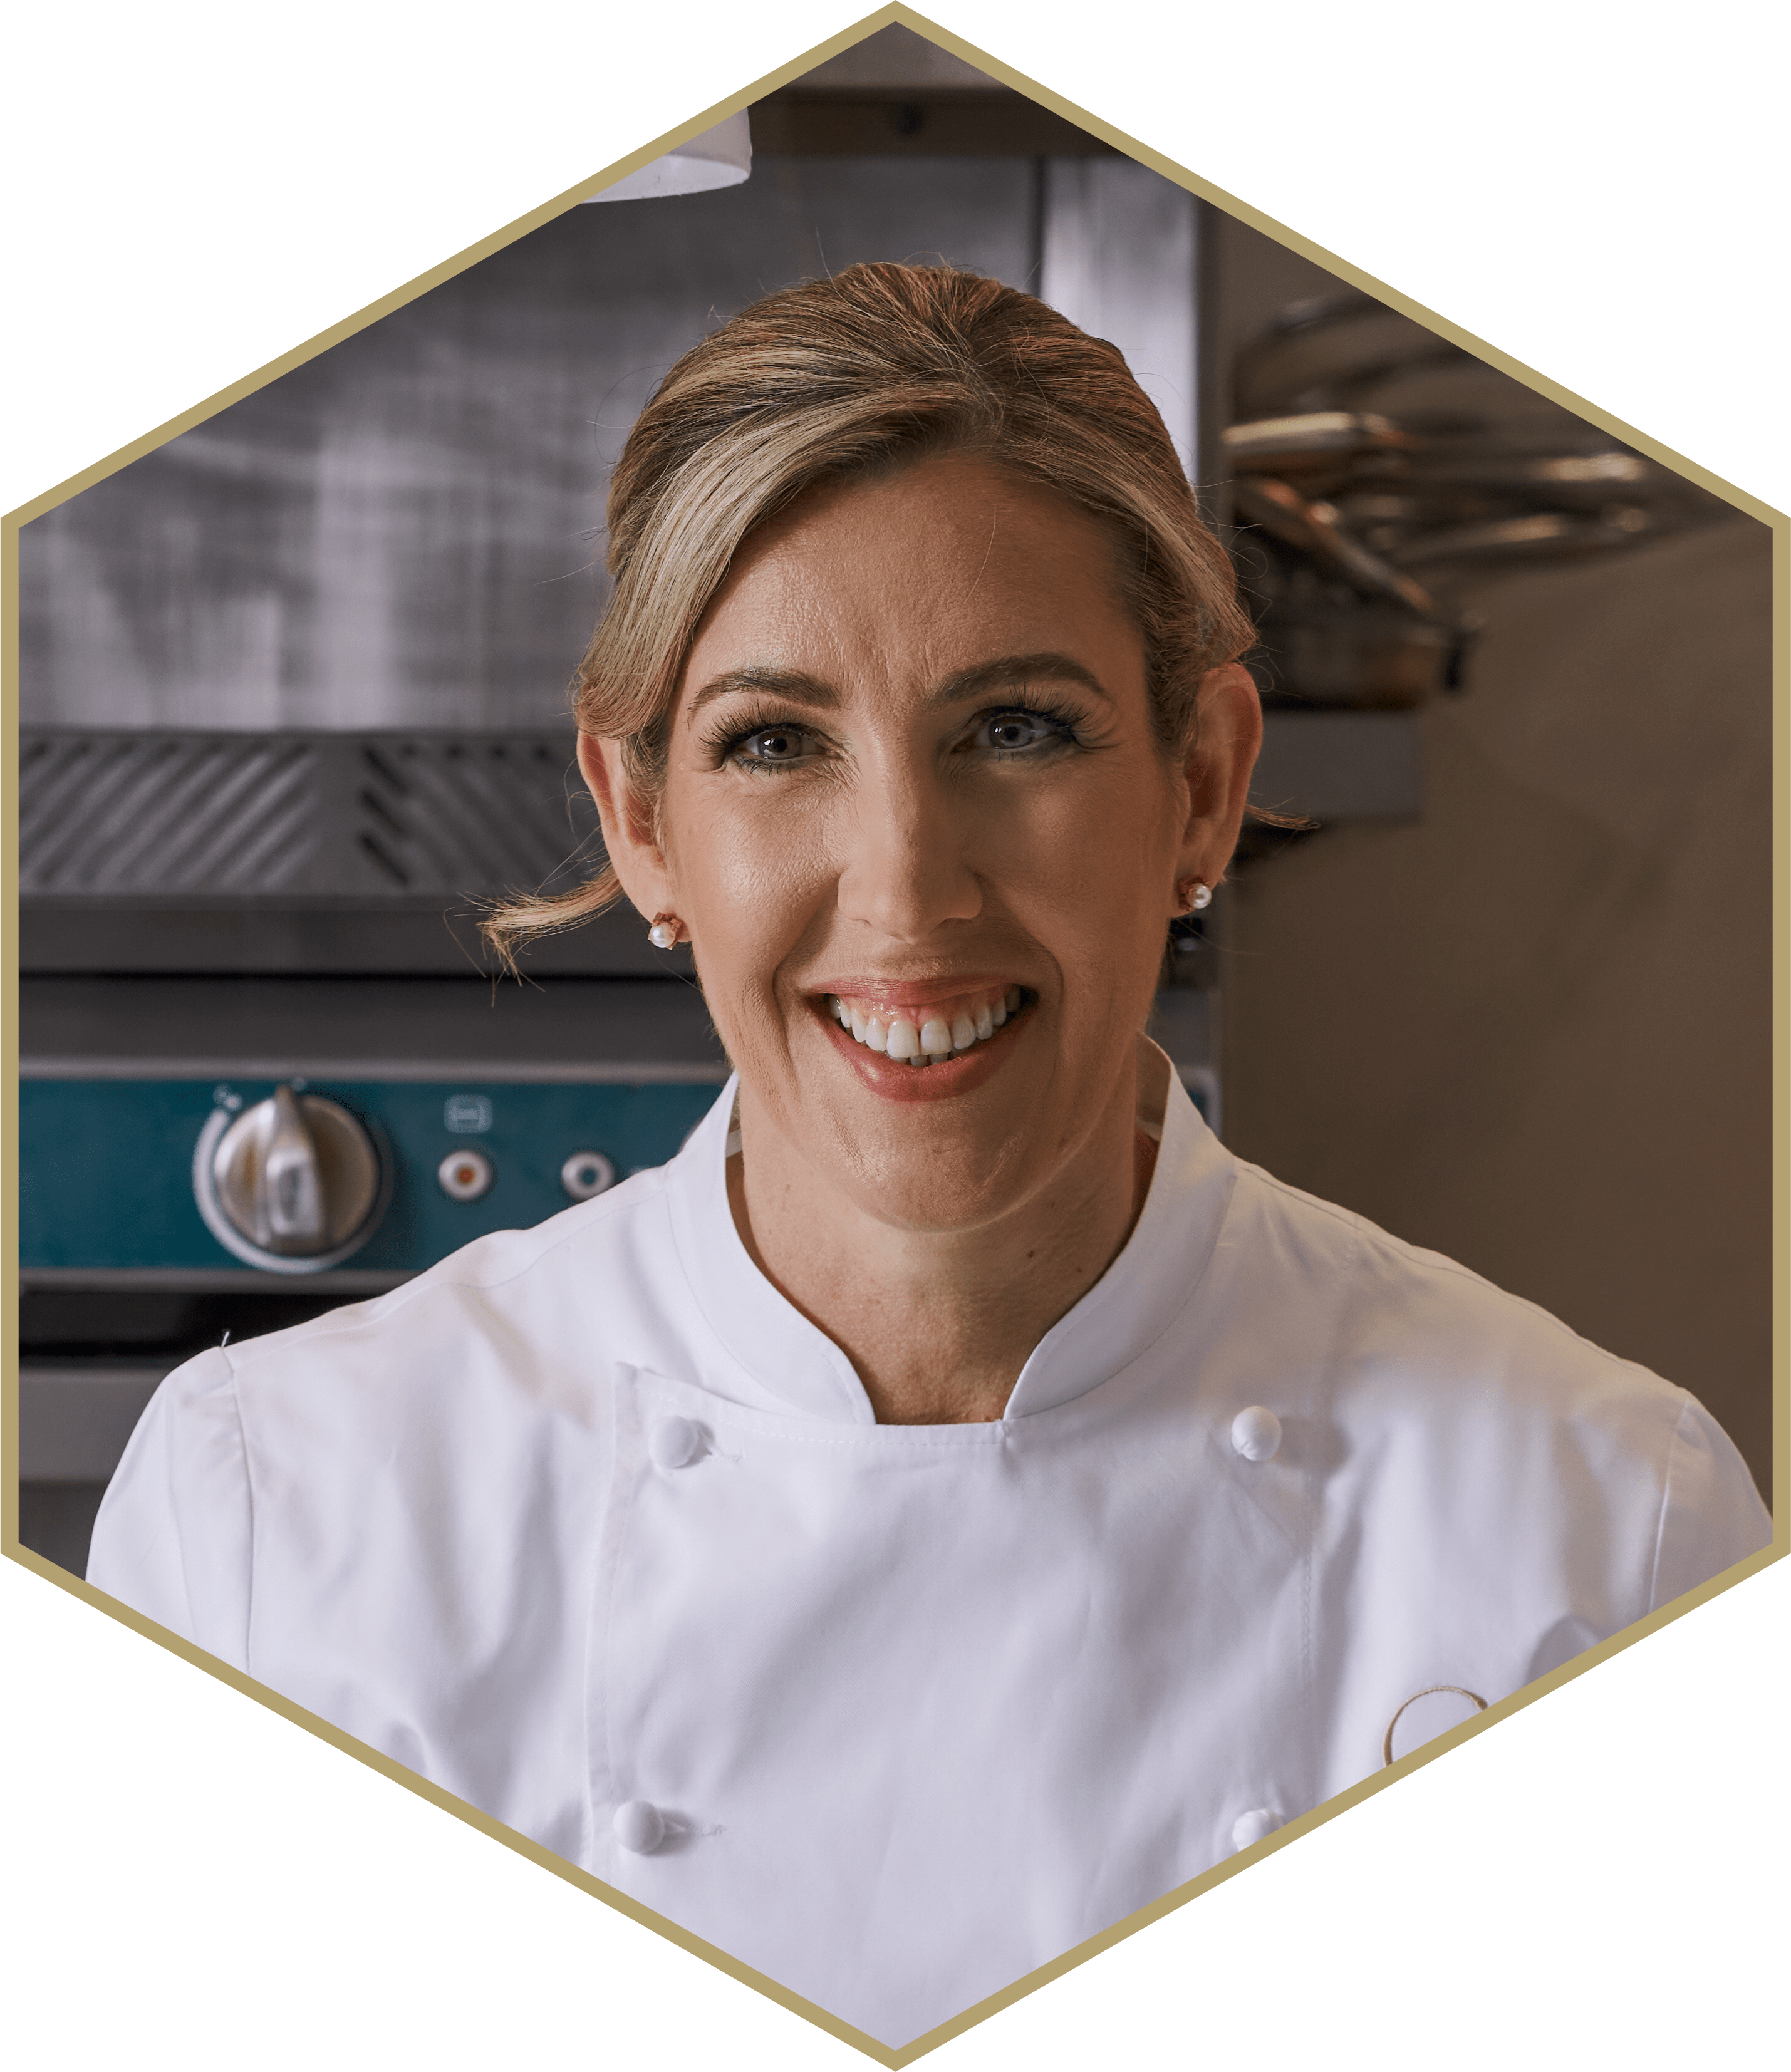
576, 733, 678, 923
1175, 663, 1264, 895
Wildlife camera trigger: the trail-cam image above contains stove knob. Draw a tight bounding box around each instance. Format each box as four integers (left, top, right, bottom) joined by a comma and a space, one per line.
195, 1084, 387, 1273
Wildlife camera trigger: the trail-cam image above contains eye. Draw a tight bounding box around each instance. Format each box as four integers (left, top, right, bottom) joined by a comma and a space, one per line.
730, 723, 814, 769
976, 707, 1073, 755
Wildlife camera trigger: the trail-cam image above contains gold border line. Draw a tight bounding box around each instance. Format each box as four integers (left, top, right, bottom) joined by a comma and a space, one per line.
0, 6, 903, 531
0, 1551, 890, 2056
1775, 503, 1789, 1533
1, 418, 17, 1568
896, 1546, 1790, 2058
4, 1534, 1781, 2068
883, 8, 1784, 525
0, 0, 1784, 533
3, 6, 1787, 2064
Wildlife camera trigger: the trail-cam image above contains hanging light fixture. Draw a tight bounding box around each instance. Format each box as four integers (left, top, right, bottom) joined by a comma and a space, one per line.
584, 111, 751, 203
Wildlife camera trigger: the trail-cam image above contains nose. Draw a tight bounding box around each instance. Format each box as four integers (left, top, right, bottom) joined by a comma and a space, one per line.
834, 758, 983, 943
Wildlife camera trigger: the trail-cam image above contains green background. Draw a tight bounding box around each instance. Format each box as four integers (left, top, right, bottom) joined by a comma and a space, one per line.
7, 8, 1782, 2063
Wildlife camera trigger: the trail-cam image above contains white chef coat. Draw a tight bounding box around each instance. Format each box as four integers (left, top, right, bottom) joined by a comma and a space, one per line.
88, 1048, 1770, 2048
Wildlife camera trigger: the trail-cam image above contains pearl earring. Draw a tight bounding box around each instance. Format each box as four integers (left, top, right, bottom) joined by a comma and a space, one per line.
1176, 878, 1213, 914
647, 913, 683, 949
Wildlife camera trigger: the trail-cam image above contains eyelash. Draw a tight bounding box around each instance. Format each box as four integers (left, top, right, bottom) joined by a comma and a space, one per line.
704, 698, 1086, 773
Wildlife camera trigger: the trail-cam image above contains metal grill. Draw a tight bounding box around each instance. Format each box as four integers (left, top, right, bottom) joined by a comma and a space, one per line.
351, 739, 598, 896
20, 736, 321, 896
19, 732, 603, 901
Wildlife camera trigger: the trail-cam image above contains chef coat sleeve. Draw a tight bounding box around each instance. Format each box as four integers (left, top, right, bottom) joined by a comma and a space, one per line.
1648, 1394, 1773, 1614
86, 1347, 254, 1672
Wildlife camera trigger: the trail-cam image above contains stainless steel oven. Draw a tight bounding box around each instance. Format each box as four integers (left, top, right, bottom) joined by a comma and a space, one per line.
16, 723, 732, 1573
14, 61, 1231, 1574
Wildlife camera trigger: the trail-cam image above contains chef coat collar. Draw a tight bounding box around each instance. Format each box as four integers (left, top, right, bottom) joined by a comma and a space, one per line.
664, 1039, 1236, 1426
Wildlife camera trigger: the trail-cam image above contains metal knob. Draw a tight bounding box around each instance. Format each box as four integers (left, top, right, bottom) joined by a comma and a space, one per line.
194, 1084, 387, 1273
262, 1084, 326, 1245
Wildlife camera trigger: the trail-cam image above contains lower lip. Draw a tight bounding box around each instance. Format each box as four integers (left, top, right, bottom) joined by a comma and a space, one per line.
814, 1000, 1029, 1104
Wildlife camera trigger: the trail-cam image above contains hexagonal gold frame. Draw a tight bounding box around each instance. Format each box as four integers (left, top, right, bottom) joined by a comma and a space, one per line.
3, 6, 1785, 2064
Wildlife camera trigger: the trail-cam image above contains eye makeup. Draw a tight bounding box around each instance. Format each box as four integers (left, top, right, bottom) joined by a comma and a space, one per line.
700, 693, 1093, 774
700, 703, 826, 772
967, 698, 1084, 759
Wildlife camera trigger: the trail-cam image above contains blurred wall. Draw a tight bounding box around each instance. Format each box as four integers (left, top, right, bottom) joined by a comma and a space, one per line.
1220, 510, 1774, 1497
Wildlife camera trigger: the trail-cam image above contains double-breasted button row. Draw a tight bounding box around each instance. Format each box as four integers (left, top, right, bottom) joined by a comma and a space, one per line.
622, 1800, 1291, 1859
625, 1418, 715, 1855
631, 1406, 1295, 1878
1228, 1410, 1284, 1850
1228, 1411, 1285, 1852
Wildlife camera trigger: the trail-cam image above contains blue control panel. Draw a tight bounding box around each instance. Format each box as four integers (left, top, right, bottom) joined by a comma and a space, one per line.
20, 1077, 725, 1274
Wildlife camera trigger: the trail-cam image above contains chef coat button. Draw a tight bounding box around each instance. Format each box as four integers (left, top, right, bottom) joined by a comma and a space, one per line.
1231, 1808, 1283, 1852
648, 1415, 705, 1472
613, 1800, 667, 1854
1230, 1406, 1282, 1462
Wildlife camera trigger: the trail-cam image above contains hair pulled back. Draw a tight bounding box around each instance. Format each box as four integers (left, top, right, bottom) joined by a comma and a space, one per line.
482, 261, 1256, 957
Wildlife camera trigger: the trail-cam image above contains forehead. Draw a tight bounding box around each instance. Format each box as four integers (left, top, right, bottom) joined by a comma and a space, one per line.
679, 454, 1139, 690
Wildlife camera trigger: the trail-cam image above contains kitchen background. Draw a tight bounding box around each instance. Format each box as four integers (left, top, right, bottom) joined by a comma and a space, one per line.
14, 24, 1773, 1571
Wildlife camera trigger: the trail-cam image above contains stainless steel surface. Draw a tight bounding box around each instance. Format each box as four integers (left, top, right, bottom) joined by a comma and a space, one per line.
1233, 294, 1463, 418
795, 23, 996, 88
15, 899, 693, 978
260, 1085, 331, 1245
1255, 611, 1458, 709
19, 732, 600, 899
1228, 293, 1726, 614
11, 116, 1232, 1605
19, 974, 729, 1078
1223, 411, 1416, 469
1231, 476, 1440, 619
21, 1267, 415, 1292
18, 158, 1039, 735
198, 1086, 386, 1270
19, 1367, 172, 1483
1041, 157, 1198, 480
1388, 510, 1664, 567
14, 728, 688, 977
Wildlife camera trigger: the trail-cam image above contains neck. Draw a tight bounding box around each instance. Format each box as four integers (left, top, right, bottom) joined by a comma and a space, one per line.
725, 1045, 1165, 1424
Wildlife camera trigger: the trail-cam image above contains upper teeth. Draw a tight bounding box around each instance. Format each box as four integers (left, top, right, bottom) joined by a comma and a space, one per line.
828, 987, 1024, 1065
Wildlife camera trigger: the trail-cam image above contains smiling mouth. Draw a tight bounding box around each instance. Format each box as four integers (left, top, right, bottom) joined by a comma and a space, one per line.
821, 985, 1030, 1066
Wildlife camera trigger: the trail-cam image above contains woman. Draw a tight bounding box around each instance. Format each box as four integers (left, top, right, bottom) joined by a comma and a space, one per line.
89, 264, 1770, 2049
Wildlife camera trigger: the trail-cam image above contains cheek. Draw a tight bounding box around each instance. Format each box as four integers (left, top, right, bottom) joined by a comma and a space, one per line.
667, 782, 836, 1001
1007, 760, 1179, 914
1008, 767, 1180, 1017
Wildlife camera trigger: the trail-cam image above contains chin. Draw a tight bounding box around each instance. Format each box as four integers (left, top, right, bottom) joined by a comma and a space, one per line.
848, 1165, 1032, 1238
819, 1106, 1045, 1231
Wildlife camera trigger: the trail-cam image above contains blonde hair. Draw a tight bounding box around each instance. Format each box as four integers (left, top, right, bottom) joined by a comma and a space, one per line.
482, 261, 1258, 960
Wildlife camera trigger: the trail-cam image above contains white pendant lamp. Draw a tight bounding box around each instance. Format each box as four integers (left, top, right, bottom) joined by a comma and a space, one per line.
584, 111, 752, 202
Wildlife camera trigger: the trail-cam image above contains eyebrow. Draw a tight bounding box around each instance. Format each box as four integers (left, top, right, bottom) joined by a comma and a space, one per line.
685, 651, 1116, 718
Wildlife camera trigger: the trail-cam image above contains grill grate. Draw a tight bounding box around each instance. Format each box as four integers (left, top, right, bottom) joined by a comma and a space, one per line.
19, 732, 605, 901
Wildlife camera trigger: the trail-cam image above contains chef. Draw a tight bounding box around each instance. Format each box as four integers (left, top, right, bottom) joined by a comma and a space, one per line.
89, 262, 1771, 2051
